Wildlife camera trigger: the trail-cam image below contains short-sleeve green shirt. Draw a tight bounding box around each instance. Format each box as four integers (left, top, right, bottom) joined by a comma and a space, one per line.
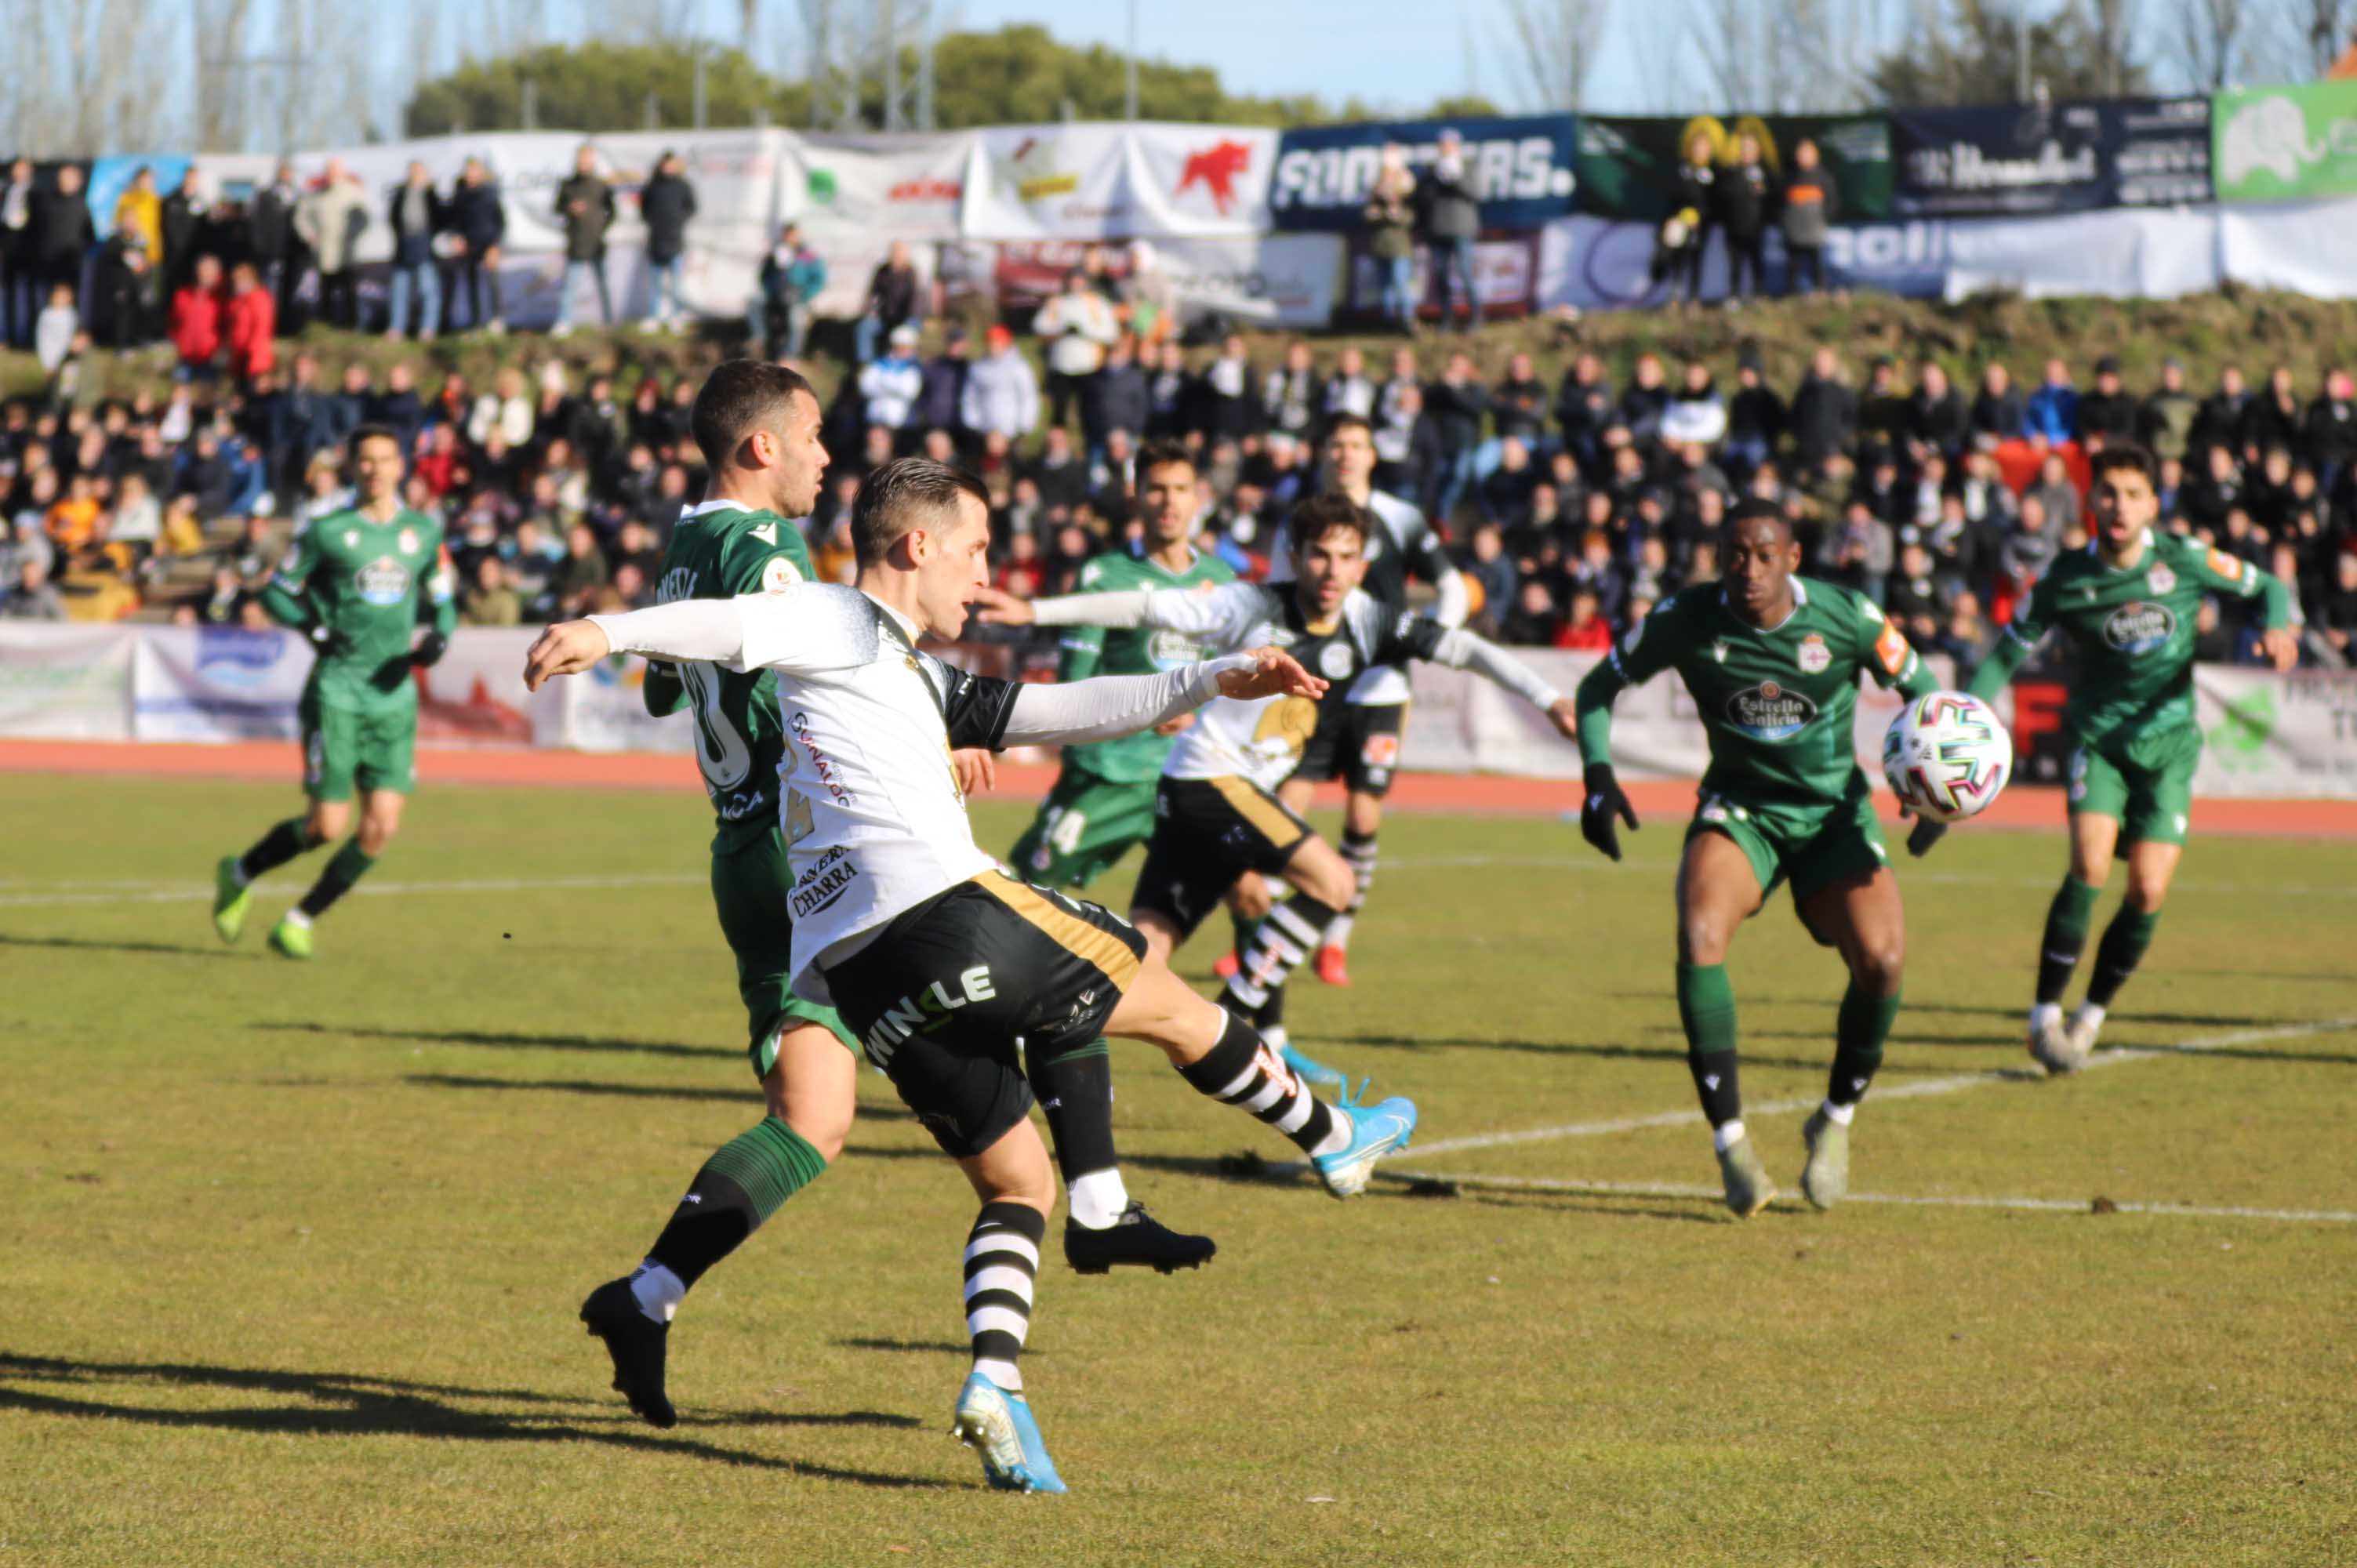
270, 506, 453, 713
1053, 544, 1237, 785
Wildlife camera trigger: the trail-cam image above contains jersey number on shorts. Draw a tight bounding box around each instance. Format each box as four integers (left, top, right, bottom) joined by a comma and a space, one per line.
679, 660, 753, 792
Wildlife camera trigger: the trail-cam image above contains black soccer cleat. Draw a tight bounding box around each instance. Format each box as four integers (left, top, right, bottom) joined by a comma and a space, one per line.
1063, 1201, 1217, 1276
579, 1276, 677, 1428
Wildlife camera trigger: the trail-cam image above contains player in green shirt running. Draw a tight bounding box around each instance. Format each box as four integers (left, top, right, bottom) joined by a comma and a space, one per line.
1574, 500, 1941, 1218
1965, 444, 2297, 1073
1008, 439, 1235, 887
210, 424, 454, 959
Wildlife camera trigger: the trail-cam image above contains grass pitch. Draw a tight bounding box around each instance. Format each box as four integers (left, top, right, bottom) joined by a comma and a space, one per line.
2, 773, 2353, 1567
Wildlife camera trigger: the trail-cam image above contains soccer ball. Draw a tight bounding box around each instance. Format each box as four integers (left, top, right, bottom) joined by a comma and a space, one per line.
1882, 691, 2013, 823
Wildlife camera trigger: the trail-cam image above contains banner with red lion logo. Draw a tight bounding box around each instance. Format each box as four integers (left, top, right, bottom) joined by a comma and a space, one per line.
960, 124, 1276, 239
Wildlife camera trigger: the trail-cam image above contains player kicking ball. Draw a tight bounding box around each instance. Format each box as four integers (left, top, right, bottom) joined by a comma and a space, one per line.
211, 425, 454, 957
525, 459, 1415, 1492
1966, 445, 2298, 1073
1574, 499, 1940, 1217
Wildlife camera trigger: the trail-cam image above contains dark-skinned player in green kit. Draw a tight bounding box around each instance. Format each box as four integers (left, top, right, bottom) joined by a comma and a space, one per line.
1966, 444, 2298, 1074
210, 424, 455, 958
1574, 499, 1942, 1218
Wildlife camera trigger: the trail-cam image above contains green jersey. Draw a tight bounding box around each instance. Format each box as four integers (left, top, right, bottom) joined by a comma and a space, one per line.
652, 504, 819, 852
1967, 528, 2293, 751
1053, 544, 1237, 784
1581, 576, 1931, 807
264, 505, 455, 712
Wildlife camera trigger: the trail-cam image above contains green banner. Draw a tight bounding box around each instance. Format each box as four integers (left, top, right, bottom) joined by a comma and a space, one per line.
1573, 113, 1893, 223
2214, 79, 2357, 201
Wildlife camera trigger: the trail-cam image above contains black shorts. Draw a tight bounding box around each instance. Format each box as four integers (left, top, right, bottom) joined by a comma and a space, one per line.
1291, 699, 1407, 797
821, 870, 1146, 1159
1129, 775, 1312, 942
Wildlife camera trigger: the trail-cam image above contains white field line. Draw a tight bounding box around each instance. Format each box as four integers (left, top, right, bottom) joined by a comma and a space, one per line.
1367, 1168, 2357, 1225
0, 873, 706, 909
1377, 852, 2357, 902
1397, 1017, 2357, 1160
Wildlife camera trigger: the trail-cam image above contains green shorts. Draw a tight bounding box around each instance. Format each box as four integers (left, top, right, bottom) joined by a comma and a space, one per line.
301, 688, 416, 801
710, 829, 858, 1076
1686, 786, 1890, 909
2068, 726, 2198, 848
1007, 766, 1160, 889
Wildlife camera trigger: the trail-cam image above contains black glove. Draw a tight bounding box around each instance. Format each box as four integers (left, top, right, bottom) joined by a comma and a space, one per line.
1905, 816, 1947, 858
1581, 763, 1640, 862
412, 630, 449, 668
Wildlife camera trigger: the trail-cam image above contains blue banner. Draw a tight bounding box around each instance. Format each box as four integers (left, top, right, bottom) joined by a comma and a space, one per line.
86, 155, 191, 240
1890, 97, 2210, 216
1269, 114, 1578, 233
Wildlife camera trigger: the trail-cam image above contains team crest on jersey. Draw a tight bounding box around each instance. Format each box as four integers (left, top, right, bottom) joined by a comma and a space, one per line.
2147, 564, 2177, 595
1796, 634, 1832, 674
1710, 639, 1731, 664
2103, 601, 2177, 655
398, 527, 419, 555
1725, 680, 1818, 742
356, 557, 412, 606
761, 555, 802, 592
342, 530, 358, 548
1317, 641, 1356, 681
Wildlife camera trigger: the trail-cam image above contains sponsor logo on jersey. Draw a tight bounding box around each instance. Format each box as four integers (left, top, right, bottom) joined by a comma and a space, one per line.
761, 554, 802, 593
2148, 563, 2177, 594
1317, 641, 1356, 680
2205, 547, 2245, 581
862, 964, 998, 1064
1711, 639, 1731, 664
1872, 619, 1912, 675
790, 845, 859, 920
1146, 628, 1201, 668
1724, 680, 1820, 742
789, 711, 858, 805
2102, 601, 2177, 655
356, 556, 412, 606
1796, 633, 1832, 673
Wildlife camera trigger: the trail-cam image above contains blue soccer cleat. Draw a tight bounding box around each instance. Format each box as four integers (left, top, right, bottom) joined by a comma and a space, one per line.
1269, 1029, 1347, 1090
1311, 1080, 1418, 1198
951, 1372, 1066, 1494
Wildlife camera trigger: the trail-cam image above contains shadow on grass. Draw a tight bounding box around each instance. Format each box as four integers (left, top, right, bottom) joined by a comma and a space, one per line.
1306, 1034, 1858, 1074
837, 1338, 985, 1356
260, 1021, 735, 1062
1462, 1192, 1728, 1226
0, 932, 249, 961
397, 1076, 924, 1113
0, 1352, 949, 1490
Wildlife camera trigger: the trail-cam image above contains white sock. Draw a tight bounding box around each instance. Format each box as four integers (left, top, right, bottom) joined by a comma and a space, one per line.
1821, 1098, 1855, 1127
1259, 1025, 1290, 1053
1308, 1105, 1353, 1158
972, 1356, 1022, 1392
1323, 913, 1355, 951
1712, 1118, 1747, 1152
2029, 1001, 2061, 1032
2074, 1002, 2107, 1029
630, 1261, 685, 1323
1066, 1168, 1130, 1230
282, 909, 313, 930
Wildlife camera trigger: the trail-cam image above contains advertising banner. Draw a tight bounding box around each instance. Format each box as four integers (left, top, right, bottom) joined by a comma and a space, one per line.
1572, 114, 1891, 223
0, 624, 134, 740
412, 627, 551, 749
558, 655, 695, 754
1890, 96, 2211, 216
960, 124, 1277, 240
2214, 78, 2357, 201
131, 626, 312, 742
1269, 114, 1578, 233
1345, 234, 1538, 318
989, 233, 1342, 327
2192, 667, 2357, 797
1536, 214, 1950, 310
2217, 193, 2357, 299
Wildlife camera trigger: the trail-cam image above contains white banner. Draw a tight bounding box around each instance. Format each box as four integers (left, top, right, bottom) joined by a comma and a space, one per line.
2215, 194, 2357, 300
2193, 666, 2357, 797
412, 626, 559, 749
131, 626, 314, 742
559, 655, 696, 754
1939, 201, 2221, 301
960, 124, 1277, 241
0, 624, 136, 740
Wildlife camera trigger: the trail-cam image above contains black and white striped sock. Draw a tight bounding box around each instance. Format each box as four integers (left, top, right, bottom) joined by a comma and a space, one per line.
963, 1202, 1045, 1392
1182, 1009, 1350, 1157
1220, 894, 1338, 1012
1327, 829, 1378, 951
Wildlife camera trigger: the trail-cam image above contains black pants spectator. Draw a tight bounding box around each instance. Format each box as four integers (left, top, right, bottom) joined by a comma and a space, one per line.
1786, 246, 1825, 296
1727, 234, 1765, 300
1047, 370, 1091, 434
318, 267, 358, 331
444, 256, 501, 330
1676, 226, 1712, 303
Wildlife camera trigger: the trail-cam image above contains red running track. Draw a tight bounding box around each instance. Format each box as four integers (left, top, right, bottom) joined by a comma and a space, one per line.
6, 738, 2355, 837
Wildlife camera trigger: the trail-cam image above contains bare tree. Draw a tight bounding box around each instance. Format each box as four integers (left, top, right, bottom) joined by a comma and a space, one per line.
2083, 0, 2141, 96
2283, 0, 2356, 74
2174, 0, 2253, 89
1496, 0, 1613, 111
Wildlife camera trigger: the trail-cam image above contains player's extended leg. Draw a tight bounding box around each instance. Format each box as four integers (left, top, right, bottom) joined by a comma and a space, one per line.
1792, 867, 1906, 1210
2027, 808, 2120, 1073
214, 799, 340, 942
580, 1024, 854, 1428
1108, 955, 1418, 1197
269, 788, 402, 958
1676, 829, 1774, 1218
1217, 835, 1357, 1087
2065, 837, 2181, 1061
947, 1120, 1065, 1493
1317, 789, 1384, 985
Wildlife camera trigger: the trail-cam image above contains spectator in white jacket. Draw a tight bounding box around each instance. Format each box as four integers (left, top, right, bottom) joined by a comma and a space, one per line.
858, 322, 926, 435
960, 322, 1040, 442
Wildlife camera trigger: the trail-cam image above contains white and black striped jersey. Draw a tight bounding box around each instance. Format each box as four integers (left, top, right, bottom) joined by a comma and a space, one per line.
1264, 488, 1467, 704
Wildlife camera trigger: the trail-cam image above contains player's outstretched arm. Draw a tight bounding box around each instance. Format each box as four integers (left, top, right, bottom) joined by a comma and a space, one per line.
974, 584, 1237, 639
2188, 545, 2303, 671
1418, 626, 1577, 739
1573, 660, 1640, 861
1962, 633, 2032, 703
524, 619, 616, 689
997, 648, 1324, 748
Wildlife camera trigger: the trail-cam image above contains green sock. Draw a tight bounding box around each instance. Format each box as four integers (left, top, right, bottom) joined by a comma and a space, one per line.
296, 839, 377, 920
2086, 906, 2162, 1008
1829, 982, 1901, 1107
2036, 877, 2101, 1004
1676, 961, 1741, 1127
648, 1116, 829, 1289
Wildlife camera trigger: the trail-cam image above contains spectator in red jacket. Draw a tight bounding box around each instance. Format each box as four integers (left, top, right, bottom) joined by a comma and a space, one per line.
169, 255, 226, 379
1553, 586, 1614, 651
223, 261, 277, 386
